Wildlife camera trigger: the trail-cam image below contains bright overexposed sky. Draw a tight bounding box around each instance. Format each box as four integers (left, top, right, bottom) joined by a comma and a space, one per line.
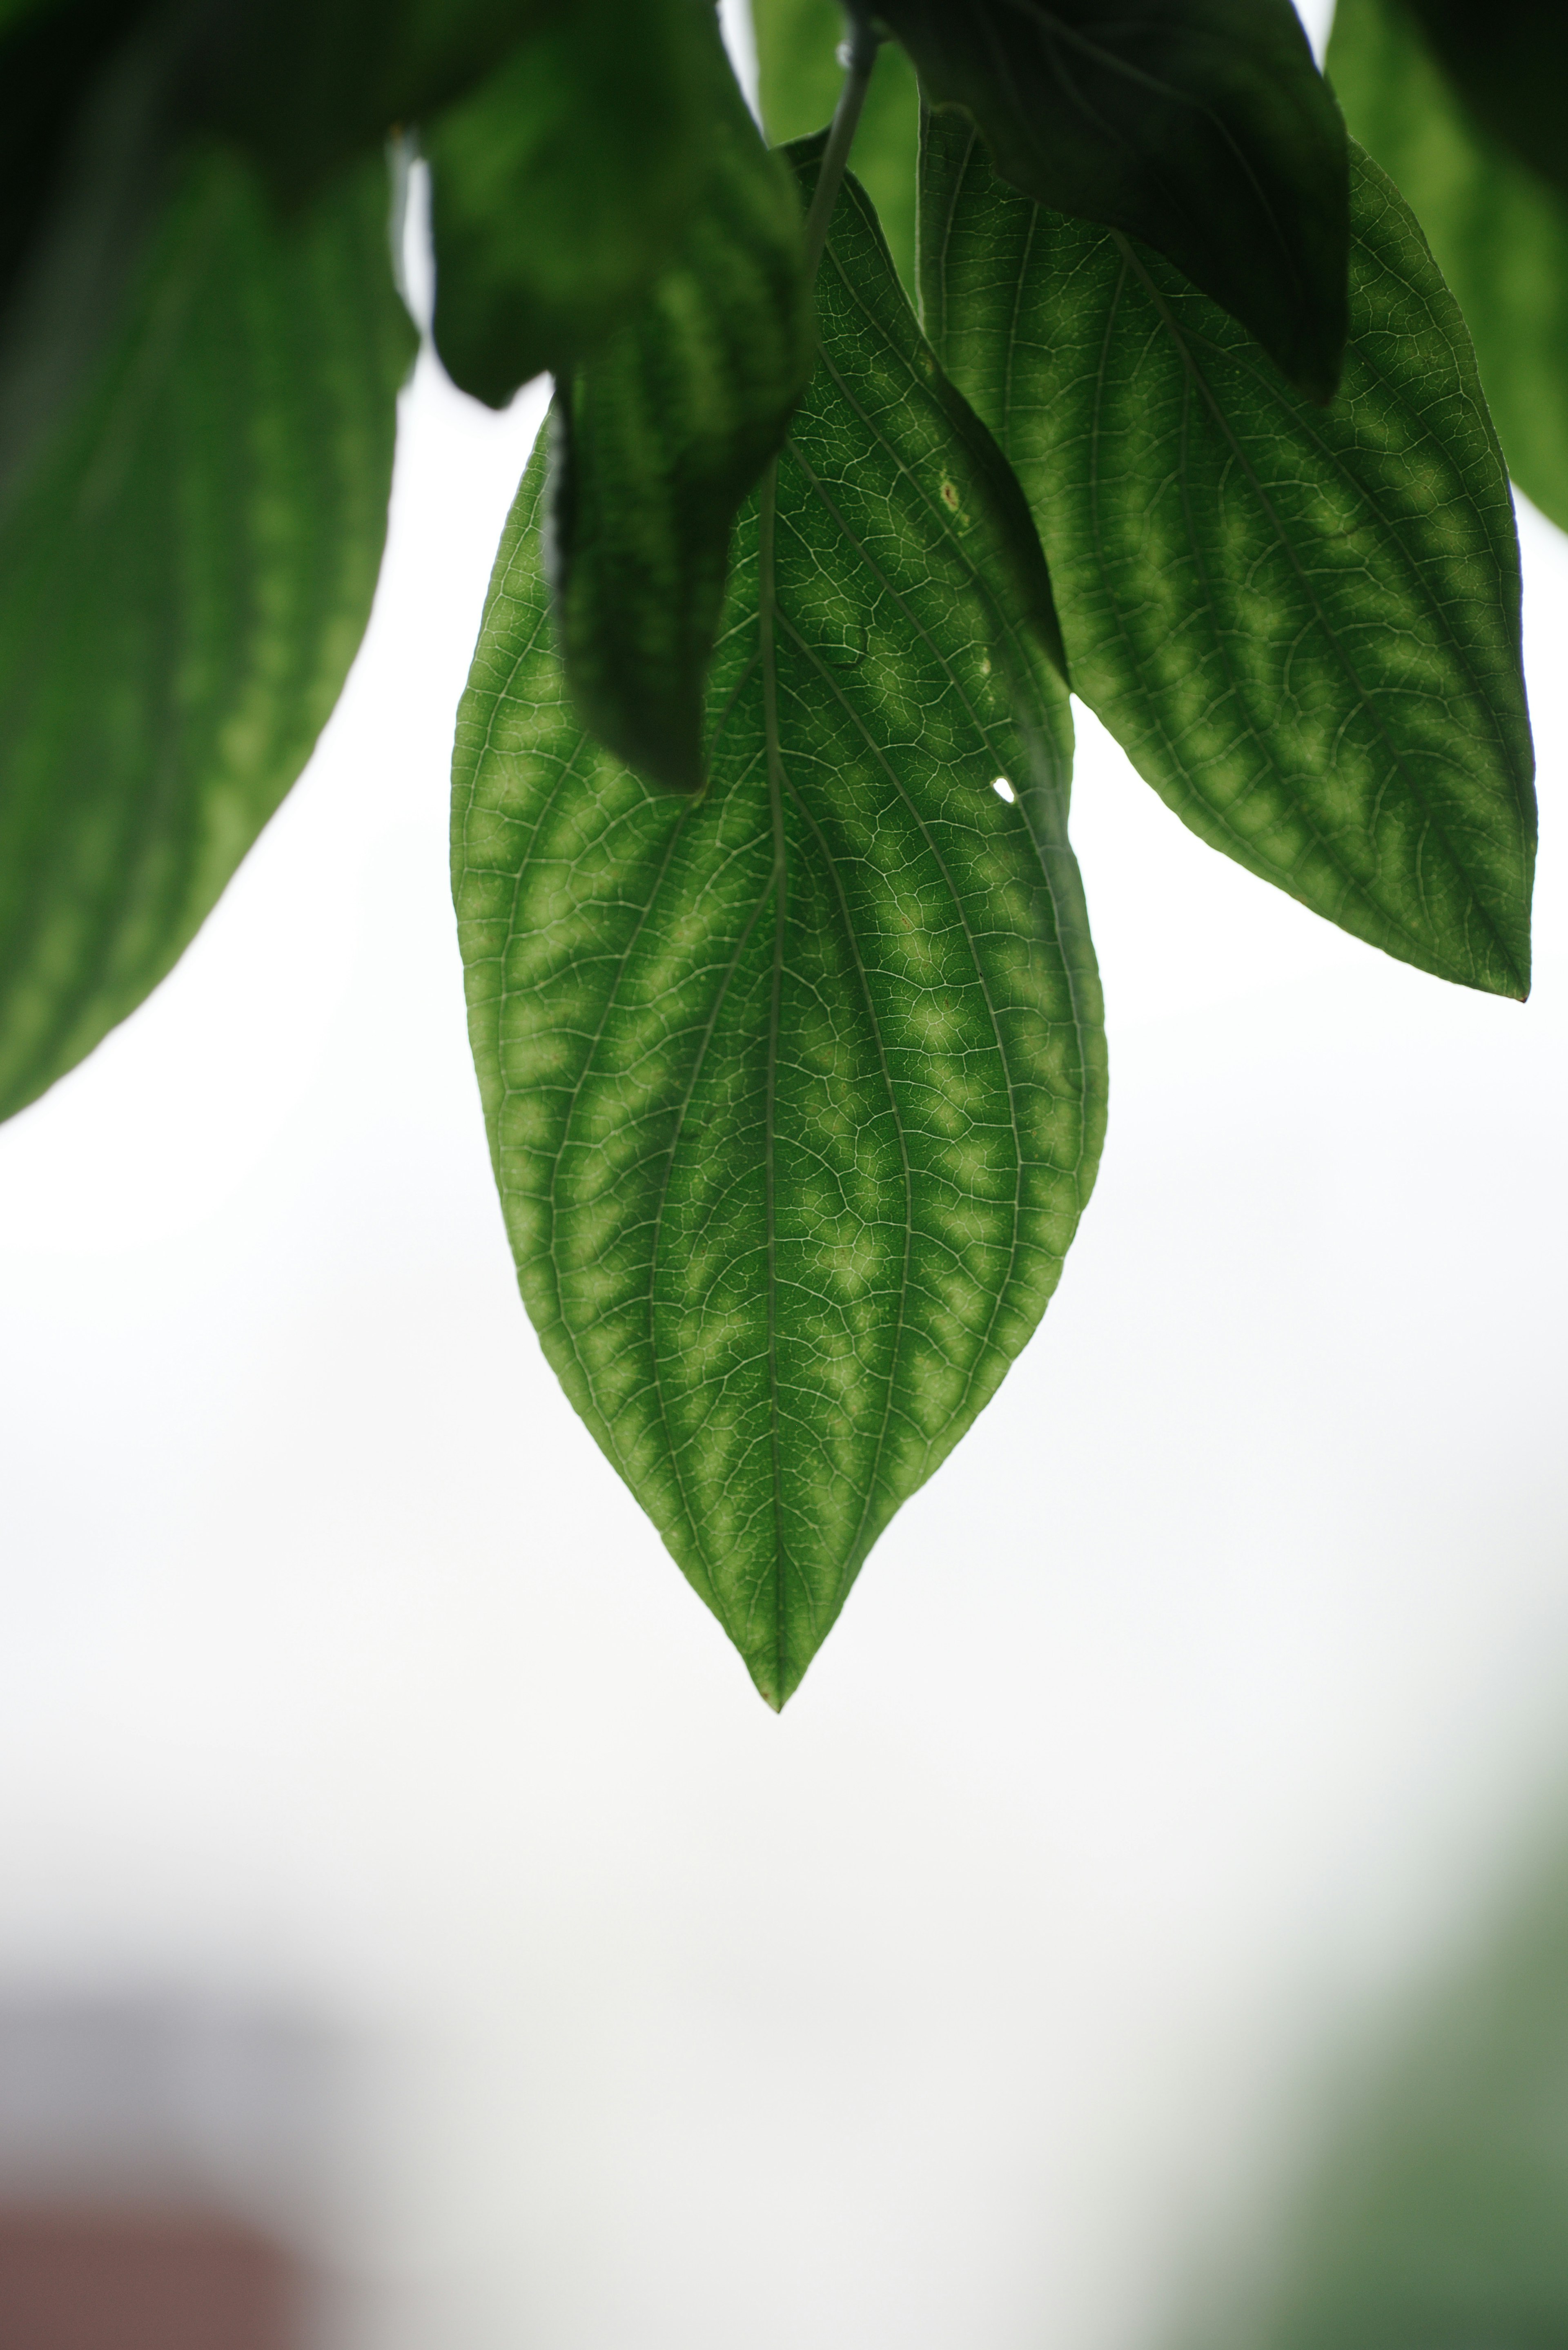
1, 6, 1564, 2346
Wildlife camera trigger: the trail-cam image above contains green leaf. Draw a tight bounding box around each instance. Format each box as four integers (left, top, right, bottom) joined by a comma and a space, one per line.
0, 145, 414, 1122
549, 22, 814, 793
1400, 0, 1568, 204
178, 0, 564, 204
0, 0, 66, 32
752, 0, 920, 294
425, 0, 709, 406
1328, 0, 1568, 540
875, 0, 1350, 402
921, 113, 1536, 999
452, 160, 1103, 1708
0, 11, 177, 518
1211, 1842, 1568, 2350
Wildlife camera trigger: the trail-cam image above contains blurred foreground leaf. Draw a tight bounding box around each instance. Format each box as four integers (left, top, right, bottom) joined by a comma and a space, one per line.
0, 146, 413, 1120
1330, 0, 1568, 538
1207, 1836, 1568, 2350
922, 115, 1535, 998
453, 163, 1102, 1708
425, 0, 708, 405
1401, 0, 1568, 204
178, 0, 562, 203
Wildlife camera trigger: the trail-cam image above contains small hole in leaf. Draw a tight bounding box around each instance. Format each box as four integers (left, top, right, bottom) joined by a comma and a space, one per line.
992, 776, 1016, 803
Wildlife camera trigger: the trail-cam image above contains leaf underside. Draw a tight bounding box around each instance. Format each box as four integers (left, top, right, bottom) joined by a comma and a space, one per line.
0, 145, 414, 1121
921, 116, 1536, 999
1329, 0, 1568, 541
454, 169, 1105, 1708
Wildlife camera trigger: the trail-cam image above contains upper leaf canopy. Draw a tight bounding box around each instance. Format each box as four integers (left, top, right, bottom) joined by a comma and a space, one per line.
922, 112, 1536, 999
875, 0, 1351, 402
452, 161, 1103, 1707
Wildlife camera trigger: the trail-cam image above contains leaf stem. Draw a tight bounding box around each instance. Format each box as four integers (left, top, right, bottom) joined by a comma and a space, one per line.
801, 7, 882, 282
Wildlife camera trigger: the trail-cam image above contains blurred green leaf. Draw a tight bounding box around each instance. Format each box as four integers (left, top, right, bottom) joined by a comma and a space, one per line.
1401, 0, 1568, 204
0, 10, 176, 517
178, 0, 563, 203
425, 0, 708, 406
0, 145, 414, 1121
452, 160, 1102, 1709
1208, 1838, 1568, 2350
878, 0, 1350, 401
752, 0, 920, 293
550, 18, 813, 792
0, 0, 78, 38
922, 113, 1535, 999
1329, 0, 1568, 539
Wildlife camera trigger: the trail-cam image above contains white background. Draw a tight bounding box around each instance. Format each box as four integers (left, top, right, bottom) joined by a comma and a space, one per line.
1, 4, 1565, 2343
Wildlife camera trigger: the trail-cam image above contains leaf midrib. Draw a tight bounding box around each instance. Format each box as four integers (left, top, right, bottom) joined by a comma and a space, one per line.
778, 441, 1033, 1476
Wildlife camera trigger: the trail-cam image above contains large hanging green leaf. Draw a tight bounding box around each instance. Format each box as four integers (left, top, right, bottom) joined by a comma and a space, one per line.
425, 0, 709, 406
878, 0, 1350, 401
453, 161, 1103, 1708
549, 20, 813, 793
0, 145, 414, 1122
921, 113, 1535, 999
752, 0, 920, 294
1328, 0, 1568, 539
1205, 1840, 1568, 2350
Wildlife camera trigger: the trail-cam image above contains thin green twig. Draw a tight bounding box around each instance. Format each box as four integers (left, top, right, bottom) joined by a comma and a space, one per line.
801, 8, 883, 282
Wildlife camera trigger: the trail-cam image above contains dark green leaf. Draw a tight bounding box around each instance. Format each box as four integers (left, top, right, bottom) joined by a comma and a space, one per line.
452, 162, 1102, 1708
0, 9, 176, 517
1328, 0, 1568, 540
1209, 1840, 1568, 2350
0, 147, 414, 1122
425, 0, 709, 406
549, 23, 813, 793
875, 0, 1350, 401
0, 0, 147, 323
753, 0, 920, 294
178, 0, 563, 204
0, 0, 69, 31
1401, 0, 1568, 204
922, 112, 1535, 999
